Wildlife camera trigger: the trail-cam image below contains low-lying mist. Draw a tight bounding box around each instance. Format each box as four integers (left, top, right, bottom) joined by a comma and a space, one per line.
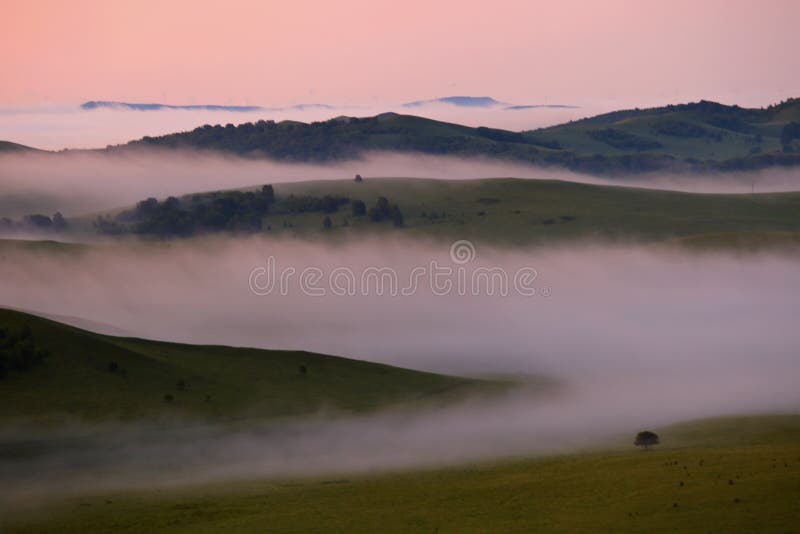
0, 237, 798, 508
2, 150, 800, 219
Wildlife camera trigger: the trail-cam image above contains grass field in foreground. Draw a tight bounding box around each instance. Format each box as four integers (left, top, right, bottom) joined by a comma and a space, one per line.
3, 414, 798, 533
0, 309, 499, 422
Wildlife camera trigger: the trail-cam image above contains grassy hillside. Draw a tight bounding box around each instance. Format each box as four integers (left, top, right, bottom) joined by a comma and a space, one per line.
535, 99, 800, 168
102, 99, 800, 174
0, 309, 494, 422
84, 178, 796, 247
5, 414, 799, 533
0, 140, 39, 153
264, 178, 800, 245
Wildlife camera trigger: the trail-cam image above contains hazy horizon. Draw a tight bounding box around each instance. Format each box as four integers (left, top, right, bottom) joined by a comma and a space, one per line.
2, 1, 798, 107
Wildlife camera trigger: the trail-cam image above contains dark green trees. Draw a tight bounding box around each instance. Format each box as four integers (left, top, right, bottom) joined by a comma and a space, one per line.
352, 200, 366, 216
781, 122, 800, 151
392, 207, 404, 227
0, 324, 49, 379
99, 184, 278, 237
367, 197, 404, 226
261, 185, 275, 204
634, 430, 660, 450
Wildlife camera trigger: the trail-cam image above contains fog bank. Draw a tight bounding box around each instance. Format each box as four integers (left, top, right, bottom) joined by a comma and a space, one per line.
2, 150, 800, 219
0, 238, 798, 508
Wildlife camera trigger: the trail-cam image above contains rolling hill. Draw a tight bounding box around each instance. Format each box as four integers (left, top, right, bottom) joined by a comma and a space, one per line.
79, 178, 800, 248
4, 99, 800, 174
0, 308, 496, 422
0, 140, 39, 153
106, 98, 800, 174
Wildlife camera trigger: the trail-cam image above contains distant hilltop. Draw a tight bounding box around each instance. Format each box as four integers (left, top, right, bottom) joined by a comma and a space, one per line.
80, 101, 337, 112
81, 101, 264, 112
81, 98, 578, 113
403, 96, 507, 108
402, 96, 579, 110
14, 98, 798, 176
113, 98, 800, 175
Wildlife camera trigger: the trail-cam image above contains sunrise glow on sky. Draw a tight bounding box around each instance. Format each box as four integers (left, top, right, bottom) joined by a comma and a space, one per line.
2, 0, 799, 108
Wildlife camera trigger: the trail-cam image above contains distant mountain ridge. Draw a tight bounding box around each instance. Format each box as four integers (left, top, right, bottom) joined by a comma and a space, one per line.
6, 98, 800, 175
401, 96, 577, 110
81, 101, 337, 112
109, 98, 800, 174
81, 97, 577, 113
402, 96, 506, 108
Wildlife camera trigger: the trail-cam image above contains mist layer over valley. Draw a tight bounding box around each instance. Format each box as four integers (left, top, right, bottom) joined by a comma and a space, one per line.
1, 237, 798, 508
1, 148, 799, 510
2, 150, 800, 221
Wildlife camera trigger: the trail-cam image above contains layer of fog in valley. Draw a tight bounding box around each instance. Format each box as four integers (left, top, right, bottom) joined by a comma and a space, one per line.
0, 237, 798, 509
2, 150, 800, 221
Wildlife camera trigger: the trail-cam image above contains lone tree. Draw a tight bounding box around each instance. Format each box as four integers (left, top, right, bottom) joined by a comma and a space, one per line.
354, 174, 363, 182
634, 430, 660, 450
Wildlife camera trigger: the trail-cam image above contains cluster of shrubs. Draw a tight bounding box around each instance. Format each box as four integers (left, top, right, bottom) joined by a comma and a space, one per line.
283, 194, 349, 214
651, 119, 723, 141
96, 185, 276, 237
95, 183, 406, 237
781, 122, 800, 152
586, 128, 663, 151
0, 324, 49, 379
163, 379, 193, 404
0, 212, 68, 233
324, 196, 404, 229
366, 197, 404, 227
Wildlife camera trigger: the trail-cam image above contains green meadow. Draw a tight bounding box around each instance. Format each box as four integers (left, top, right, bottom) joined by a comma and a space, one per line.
68, 177, 800, 251
265, 178, 800, 247
0, 309, 500, 423
4, 415, 798, 533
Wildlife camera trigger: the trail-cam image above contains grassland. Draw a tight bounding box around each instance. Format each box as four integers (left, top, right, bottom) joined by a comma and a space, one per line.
61, 177, 800, 250
0, 309, 499, 422
4, 414, 798, 533
258, 178, 800, 248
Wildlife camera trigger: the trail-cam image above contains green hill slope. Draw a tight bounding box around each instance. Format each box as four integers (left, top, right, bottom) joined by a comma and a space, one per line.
104, 99, 800, 174
0, 140, 40, 153
0, 309, 491, 422
535, 99, 800, 168
83, 178, 800, 247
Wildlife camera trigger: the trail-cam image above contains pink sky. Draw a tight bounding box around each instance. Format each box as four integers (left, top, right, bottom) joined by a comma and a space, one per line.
1, 0, 799, 107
